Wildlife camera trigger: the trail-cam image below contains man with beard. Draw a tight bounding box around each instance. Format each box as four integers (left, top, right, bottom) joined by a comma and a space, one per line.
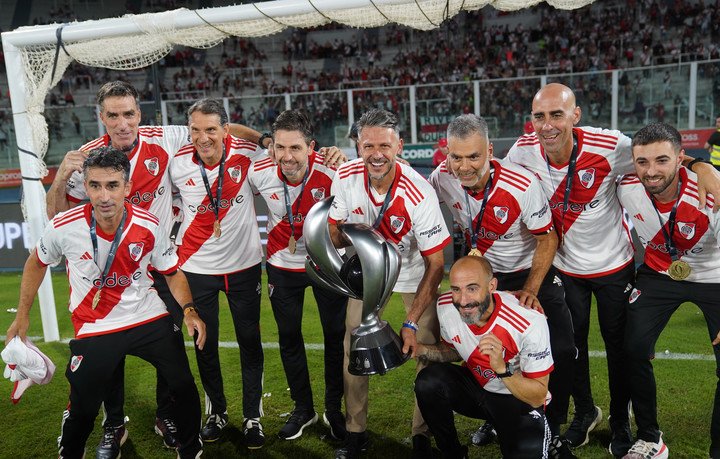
414, 255, 553, 458
617, 123, 720, 459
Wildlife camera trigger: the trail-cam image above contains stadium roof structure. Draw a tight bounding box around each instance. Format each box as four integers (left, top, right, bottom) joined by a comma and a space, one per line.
2, 0, 596, 341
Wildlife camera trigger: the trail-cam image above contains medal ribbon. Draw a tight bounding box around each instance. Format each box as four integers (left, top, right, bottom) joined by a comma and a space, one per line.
650, 179, 683, 262
282, 165, 311, 239
546, 136, 578, 244
463, 165, 494, 251
90, 207, 128, 292
370, 177, 396, 230
196, 148, 226, 225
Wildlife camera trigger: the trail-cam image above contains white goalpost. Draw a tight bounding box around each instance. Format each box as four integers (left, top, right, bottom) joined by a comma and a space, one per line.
1, 0, 595, 342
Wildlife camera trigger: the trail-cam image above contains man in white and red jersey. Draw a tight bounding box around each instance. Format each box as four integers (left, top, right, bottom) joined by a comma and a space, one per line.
328, 108, 450, 459
414, 255, 553, 458
248, 109, 348, 442
617, 123, 720, 459
44, 80, 267, 455
429, 114, 575, 456
506, 83, 720, 455
5, 147, 206, 459
169, 98, 266, 449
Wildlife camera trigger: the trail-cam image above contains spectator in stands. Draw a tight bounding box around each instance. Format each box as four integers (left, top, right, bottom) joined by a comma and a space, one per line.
432, 137, 448, 167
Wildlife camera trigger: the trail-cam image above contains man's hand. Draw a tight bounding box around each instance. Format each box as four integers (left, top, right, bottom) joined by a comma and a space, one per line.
511, 289, 544, 313
5, 315, 30, 345
57, 150, 88, 181
318, 146, 348, 167
712, 329, 720, 346
183, 311, 206, 350
478, 333, 506, 374
401, 326, 418, 358
693, 162, 720, 212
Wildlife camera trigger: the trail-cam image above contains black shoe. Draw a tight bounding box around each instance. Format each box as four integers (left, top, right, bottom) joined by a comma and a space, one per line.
96, 425, 128, 459
335, 431, 370, 459
470, 421, 497, 446
278, 409, 318, 440
323, 410, 348, 441
200, 413, 228, 443
154, 417, 179, 449
176, 436, 203, 459
565, 405, 602, 448
411, 434, 433, 459
243, 418, 265, 450
608, 418, 633, 457
549, 435, 578, 459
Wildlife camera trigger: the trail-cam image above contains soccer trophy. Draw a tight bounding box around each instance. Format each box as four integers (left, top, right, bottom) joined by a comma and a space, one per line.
304, 197, 410, 376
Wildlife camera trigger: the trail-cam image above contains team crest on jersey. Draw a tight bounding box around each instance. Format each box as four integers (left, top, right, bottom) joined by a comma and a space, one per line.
577, 168, 596, 189
227, 166, 242, 184
389, 216, 405, 234
493, 206, 509, 224
144, 157, 159, 176
128, 242, 144, 261
70, 355, 83, 372
310, 187, 326, 202
629, 288, 641, 303
676, 222, 695, 240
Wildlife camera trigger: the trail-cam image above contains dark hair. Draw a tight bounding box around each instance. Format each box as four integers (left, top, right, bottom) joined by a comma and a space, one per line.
347, 122, 359, 141
271, 110, 314, 144
632, 122, 682, 151
96, 81, 140, 109
356, 109, 400, 137
447, 114, 489, 140
83, 146, 130, 181
187, 98, 229, 126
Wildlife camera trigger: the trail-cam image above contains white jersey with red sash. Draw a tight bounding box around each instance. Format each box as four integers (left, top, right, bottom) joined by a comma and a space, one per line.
249, 151, 334, 271
436, 290, 554, 395
328, 159, 450, 293
506, 126, 635, 278
170, 135, 264, 275
429, 158, 553, 273
66, 126, 189, 230
618, 168, 720, 283
36, 203, 178, 338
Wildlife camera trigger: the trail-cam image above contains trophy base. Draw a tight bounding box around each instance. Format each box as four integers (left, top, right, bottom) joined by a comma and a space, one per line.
348, 321, 410, 376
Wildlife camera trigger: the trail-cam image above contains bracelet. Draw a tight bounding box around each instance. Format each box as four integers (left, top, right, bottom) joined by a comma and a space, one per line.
687, 157, 709, 171
183, 306, 197, 316
258, 132, 272, 149
402, 320, 419, 332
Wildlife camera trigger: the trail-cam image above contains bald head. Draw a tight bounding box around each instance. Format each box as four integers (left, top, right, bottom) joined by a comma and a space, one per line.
533, 83, 577, 108
451, 255, 494, 283
449, 255, 497, 326
530, 83, 581, 161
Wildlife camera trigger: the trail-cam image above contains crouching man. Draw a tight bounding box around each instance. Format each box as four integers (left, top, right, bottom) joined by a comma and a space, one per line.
414, 255, 553, 458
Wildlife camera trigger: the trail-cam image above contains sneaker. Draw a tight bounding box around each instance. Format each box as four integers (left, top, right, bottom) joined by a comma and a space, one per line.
278, 409, 318, 440
565, 405, 602, 448
622, 435, 669, 459
323, 410, 348, 441
176, 436, 203, 459
200, 413, 228, 443
549, 435, 578, 459
154, 417, 179, 449
608, 419, 634, 457
243, 418, 265, 450
335, 431, 370, 459
411, 434, 432, 459
470, 421, 497, 446
95, 425, 128, 459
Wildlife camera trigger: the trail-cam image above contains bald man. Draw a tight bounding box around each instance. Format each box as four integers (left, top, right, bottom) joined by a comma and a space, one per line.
506, 83, 720, 456
414, 255, 553, 458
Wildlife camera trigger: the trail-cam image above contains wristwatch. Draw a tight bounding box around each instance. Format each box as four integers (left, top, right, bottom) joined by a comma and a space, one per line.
495, 365, 514, 378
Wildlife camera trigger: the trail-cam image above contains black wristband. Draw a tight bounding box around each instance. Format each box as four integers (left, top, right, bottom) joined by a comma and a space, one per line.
687, 157, 709, 172
182, 302, 195, 311
258, 132, 272, 149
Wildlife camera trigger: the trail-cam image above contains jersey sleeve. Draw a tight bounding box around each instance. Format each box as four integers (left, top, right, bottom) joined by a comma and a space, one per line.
35, 222, 64, 266
427, 166, 445, 205
328, 173, 350, 223
520, 174, 553, 234
149, 223, 179, 274
162, 125, 191, 158
412, 188, 450, 255
613, 132, 634, 176
518, 315, 554, 379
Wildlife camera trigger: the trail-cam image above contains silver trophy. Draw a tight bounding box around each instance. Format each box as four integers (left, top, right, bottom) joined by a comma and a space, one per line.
304, 196, 410, 376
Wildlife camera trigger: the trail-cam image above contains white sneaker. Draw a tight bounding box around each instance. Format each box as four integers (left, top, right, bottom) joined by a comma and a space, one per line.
622, 434, 669, 459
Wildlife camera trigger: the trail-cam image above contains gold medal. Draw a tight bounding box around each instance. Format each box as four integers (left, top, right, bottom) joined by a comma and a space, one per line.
288, 235, 297, 254
213, 220, 222, 238
668, 259, 691, 281
468, 248, 482, 257
92, 290, 101, 310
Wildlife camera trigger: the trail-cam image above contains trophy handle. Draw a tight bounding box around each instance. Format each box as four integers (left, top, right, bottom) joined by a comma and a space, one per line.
304, 196, 350, 288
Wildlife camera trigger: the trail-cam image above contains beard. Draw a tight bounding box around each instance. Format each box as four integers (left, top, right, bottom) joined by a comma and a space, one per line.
453, 293, 492, 325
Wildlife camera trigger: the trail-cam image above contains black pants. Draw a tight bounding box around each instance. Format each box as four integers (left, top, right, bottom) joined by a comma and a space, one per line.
625, 265, 720, 453
58, 317, 200, 459
496, 266, 575, 429
102, 272, 184, 427
561, 262, 634, 424
266, 264, 347, 412
185, 264, 264, 418
415, 363, 549, 458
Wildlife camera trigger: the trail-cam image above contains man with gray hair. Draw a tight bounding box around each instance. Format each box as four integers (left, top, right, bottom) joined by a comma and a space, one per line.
328, 108, 450, 458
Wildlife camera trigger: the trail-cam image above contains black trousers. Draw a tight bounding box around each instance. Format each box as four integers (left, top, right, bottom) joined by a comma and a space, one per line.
496, 266, 575, 428
266, 264, 347, 412
560, 262, 634, 425
415, 363, 550, 458
625, 265, 720, 453
58, 317, 200, 459
185, 264, 264, 418
102, 272, 184, 427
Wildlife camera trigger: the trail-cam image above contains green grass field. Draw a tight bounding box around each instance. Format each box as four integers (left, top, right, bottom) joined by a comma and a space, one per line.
0, 271, 717, 458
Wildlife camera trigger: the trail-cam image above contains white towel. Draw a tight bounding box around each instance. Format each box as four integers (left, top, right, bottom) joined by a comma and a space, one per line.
1, 337, 56, 403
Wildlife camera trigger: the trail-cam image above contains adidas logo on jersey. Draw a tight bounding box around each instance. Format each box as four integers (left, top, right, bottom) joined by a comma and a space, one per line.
80, 252, 93, 260
352, 207, 364, 215
270, 193, 279, 200
451, 335, 461, 344
452, 202, 462, 210
186, 178, 196, 186
634, 213, 644, 222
